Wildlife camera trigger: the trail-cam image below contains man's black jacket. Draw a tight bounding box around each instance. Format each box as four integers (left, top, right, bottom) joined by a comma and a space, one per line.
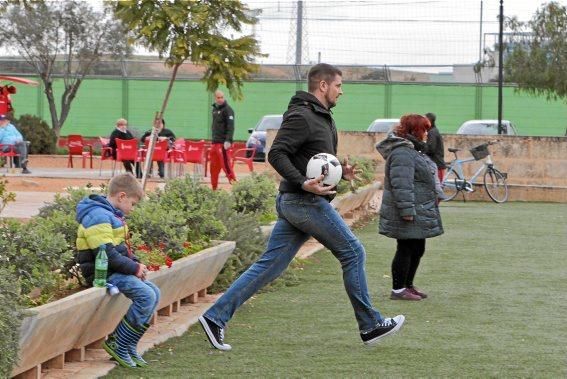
268, 91, 338, 193
140, 128, 176, 146
211, 101, 235, 143
424, 125, 446, 169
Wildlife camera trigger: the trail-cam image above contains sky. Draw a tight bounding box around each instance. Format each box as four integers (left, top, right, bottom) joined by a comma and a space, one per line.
242, 0, 566, 69
3, 0, 565, 73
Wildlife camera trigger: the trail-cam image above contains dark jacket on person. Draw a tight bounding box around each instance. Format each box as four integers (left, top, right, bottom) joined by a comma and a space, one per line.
268, 91, 338, 194
376, 134, 444, 240
424, 125, 446, 169
140, 128, 176, 147
211, 101, 235, 144
108, 128, 134, 158
75, 195, 140, 286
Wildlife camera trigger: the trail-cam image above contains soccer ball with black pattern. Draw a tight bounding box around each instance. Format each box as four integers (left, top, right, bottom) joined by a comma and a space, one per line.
306, 153, 342, 186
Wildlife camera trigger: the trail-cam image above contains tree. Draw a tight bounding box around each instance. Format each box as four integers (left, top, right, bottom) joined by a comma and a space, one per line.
504, 1, 567, 101
110, 0, 264, 187
0, 1, 130, 136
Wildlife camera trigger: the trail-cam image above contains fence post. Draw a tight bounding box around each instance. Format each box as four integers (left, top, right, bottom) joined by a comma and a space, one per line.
475, 84, 483, 119
121, 60, 129, 120
383, 65, 392, 118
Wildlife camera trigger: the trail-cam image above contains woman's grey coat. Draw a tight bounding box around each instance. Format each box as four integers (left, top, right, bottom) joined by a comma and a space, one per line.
376, 135, 444, 240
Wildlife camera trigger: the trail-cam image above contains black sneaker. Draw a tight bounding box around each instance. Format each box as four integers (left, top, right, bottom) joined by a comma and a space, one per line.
360, 315, 405, 346
21, 168, 31, 174
199, 316, 232, 351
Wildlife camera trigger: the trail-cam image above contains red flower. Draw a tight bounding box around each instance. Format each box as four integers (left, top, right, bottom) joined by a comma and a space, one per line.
165, 256, 173, 268
137, 244, 151, 252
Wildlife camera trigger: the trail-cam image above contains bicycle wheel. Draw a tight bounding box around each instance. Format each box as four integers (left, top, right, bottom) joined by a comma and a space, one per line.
441, 170, 461, 201
483, 168, 508, 203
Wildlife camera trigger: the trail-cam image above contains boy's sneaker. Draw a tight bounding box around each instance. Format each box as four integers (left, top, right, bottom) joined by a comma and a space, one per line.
390, 288, 421, 301
199, 316, 232, 351
360, 315, 405, 346
407, 286, 428, 299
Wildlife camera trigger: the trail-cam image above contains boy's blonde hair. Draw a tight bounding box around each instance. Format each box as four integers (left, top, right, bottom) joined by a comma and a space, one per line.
116, 118, 128, 126
108, 173, 144, 199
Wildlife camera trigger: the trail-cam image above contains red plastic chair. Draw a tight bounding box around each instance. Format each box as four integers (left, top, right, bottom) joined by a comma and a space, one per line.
98, 137, 114, 176
183, 140, 207, 178
231, 148, 256, 172
115, 138, 143, 176
169, 138, 186, 176
66, 135, 93, 169
139, 139, 170, 178
0, 143, 19, 171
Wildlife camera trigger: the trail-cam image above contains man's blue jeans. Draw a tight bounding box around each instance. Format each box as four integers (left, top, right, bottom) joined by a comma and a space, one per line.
205, 192, 383, 333
108, 273, 161, 329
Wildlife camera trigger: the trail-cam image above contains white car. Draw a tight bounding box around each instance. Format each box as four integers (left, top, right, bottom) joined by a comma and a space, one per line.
245, 114, 283, 161
366, 118, 399, 133
456, 120, 518, 136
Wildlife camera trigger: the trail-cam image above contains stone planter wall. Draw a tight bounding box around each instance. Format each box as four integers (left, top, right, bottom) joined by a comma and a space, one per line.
12, 241, 235, 379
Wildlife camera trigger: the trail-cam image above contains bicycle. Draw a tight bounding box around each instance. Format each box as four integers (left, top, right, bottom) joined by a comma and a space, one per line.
441, 140, 509, 203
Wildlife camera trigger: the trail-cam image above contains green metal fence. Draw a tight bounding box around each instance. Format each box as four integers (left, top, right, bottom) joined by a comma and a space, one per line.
10, 78, 566, 140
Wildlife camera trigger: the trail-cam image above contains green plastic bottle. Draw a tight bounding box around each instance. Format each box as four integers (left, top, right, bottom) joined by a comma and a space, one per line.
93, 244, 108, 287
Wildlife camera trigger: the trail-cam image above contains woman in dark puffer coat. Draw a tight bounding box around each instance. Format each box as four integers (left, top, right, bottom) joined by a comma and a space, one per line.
376, 114, 444, 301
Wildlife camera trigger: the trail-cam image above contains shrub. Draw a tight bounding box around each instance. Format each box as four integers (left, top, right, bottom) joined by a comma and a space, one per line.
209, 196, 267, 292
0, 178, 16, 215
0, 268, 22, 378
128, 204, 191, 261
141, 176, 227, 242
336, 156, 378, 194
231, 172, 277, 219
0, 219, 71, 306
13, 114, 57, 154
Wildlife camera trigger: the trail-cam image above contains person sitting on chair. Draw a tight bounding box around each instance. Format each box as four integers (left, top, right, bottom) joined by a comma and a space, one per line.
0, 114, 30, 174
108, 118, 136, 175
140, 118, 175, 179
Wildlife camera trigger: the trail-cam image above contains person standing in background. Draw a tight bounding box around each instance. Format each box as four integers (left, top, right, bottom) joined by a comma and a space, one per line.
108, 118, 135, 175
209, 90, 237, 190
376, 114, 444, 301
423, 112, 446, 182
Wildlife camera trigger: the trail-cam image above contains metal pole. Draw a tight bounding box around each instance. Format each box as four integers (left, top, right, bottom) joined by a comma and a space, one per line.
479, 0, 484, 62
497, 0, 504, 134
295, 1, 303, 65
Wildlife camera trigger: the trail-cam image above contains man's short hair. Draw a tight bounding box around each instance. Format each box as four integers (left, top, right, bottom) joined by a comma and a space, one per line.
425, 112, 436, 125
308, 63, 342, 92
116, 118, 127, 126
108, 173, 144, 199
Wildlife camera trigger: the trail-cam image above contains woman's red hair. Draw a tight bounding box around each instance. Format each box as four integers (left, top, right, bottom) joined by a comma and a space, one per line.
394, 114, 431, 140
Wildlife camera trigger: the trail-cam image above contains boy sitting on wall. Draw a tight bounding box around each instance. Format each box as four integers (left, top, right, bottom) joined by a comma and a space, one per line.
75, 173, 160, 368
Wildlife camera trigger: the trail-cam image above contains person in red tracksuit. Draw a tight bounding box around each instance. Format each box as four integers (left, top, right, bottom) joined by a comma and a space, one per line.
209, 90, 237, 190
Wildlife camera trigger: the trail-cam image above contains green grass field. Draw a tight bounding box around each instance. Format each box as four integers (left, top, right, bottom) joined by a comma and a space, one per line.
106, 202, 567, 378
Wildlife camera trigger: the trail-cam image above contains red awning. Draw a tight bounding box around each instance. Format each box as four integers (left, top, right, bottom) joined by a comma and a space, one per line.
0, 75, 39, 86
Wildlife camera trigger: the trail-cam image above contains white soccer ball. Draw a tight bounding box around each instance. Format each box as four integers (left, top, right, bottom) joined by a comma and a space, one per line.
306, 153, 343, 186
